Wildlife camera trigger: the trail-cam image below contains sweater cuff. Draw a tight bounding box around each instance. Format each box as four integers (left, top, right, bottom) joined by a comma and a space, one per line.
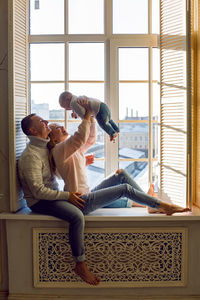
59, 191, 69, 200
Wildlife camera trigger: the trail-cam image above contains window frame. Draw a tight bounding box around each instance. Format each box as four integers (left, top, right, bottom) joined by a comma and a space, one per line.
28, 0, 159, 187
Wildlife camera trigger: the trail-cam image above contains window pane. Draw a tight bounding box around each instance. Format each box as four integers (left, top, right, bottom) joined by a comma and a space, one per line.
119, 48, 148, 81
119, 123, 148, 158
152, 0, 160, 34
68, 0, 104, 34
113, 0, 148, 34
153, 83, 160, 121
119, 83, 149, 120
68, 83, 104, 101
152, 161, 160, 193
69, 43, 104, 80
67, 82, 104, 119
30, 0, 64, 34
30, 44, 65, 81
87, 160, 105, 190
153, 123, 159, 159
119, 161, 149, 192
31, 83, 65, 119
153, 48, 160, 81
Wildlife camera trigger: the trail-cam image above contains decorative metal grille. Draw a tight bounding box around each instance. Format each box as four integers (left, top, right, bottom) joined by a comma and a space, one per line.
33, 228, 187, 288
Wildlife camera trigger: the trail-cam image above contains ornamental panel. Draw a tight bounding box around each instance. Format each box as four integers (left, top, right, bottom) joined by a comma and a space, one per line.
33, 228, 187, 288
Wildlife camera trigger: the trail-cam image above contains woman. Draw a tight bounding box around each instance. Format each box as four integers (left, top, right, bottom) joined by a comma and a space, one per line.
49, 98, 144, 209
47, 101, 190, 216
46, 104, 190, 285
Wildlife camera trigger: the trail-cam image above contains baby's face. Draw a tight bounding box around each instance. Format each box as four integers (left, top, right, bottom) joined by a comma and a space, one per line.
63, 96, 71, 110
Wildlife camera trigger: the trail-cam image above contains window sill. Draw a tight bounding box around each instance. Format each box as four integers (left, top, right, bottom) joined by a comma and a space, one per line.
0, 206, 200, 222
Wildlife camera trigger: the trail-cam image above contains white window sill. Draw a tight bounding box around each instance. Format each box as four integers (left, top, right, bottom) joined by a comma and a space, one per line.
0, 206, 200, 222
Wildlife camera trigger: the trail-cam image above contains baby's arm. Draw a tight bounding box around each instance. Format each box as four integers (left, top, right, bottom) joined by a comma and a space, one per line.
71, 111, 78, 119
71, 96, 87, 119
77, 96, 89, 109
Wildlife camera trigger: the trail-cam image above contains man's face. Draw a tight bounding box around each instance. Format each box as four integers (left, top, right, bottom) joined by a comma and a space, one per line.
29, 115, 51, 139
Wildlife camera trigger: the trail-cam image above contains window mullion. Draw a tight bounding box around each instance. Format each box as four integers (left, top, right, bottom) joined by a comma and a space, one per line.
65, 0, 68, 35
104, 0, 112, 38
105, 1, 119, 176
149, 47, 153, 184
107, 41, 119, 176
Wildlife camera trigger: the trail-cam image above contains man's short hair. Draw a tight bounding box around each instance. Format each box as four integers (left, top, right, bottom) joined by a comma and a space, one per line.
21, 113, 36, 136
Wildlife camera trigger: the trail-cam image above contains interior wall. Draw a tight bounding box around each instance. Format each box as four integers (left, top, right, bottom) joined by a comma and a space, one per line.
0, 0, 10, 295
195, 0, 200, 206
0, 0, 10, 213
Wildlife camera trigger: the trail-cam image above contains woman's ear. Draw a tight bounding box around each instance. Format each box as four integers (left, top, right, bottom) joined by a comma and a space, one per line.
49, 132, 57, 144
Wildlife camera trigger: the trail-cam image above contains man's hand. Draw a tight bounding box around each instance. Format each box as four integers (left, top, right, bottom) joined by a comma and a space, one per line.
85, 153, 94, 166
77, 96, 89, 110
68, 192, 85, 209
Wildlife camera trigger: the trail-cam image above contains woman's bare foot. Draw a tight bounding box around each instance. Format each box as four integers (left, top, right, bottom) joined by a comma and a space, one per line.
147, 183, 155, 197
74, 261, 100, 286
147, 184, 165, 214
147, 184, 191, 215
159, 202, 191, 216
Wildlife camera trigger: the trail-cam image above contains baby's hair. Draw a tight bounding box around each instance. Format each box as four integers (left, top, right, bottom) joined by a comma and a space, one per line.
59, 91, 72, 107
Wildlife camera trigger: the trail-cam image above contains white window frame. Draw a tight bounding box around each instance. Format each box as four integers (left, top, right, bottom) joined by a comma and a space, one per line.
28, 0, 159, 184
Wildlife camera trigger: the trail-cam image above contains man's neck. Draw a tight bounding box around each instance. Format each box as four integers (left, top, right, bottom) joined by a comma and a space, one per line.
28, 135, 50, 148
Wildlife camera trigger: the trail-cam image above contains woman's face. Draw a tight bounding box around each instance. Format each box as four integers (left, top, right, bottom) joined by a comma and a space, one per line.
49, 124, 68, 143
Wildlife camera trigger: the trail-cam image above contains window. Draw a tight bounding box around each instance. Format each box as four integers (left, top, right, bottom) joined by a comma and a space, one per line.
27, 0, 190, 207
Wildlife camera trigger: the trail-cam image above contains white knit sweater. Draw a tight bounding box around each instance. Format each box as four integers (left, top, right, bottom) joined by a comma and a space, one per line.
18, 136, 69, 207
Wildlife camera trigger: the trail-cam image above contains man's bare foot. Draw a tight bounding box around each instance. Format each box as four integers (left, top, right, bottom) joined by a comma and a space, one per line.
74, 261, 100, 286
132, 202, 146, 208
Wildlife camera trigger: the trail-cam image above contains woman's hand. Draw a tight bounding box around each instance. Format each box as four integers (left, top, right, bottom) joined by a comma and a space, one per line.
68, 192, 85, 209
85, 153, 94, 166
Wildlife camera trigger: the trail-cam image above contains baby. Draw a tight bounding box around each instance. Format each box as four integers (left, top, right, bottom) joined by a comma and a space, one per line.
59, 91, 119, 141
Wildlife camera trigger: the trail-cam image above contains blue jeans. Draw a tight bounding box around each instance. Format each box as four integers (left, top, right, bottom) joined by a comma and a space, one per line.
30, 170, 161, 262
96, 102, 119, 138
91, 169, 142, 208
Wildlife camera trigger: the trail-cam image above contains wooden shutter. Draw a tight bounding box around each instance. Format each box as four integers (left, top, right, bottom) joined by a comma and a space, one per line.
8, 0, 28, 212
193, 0, 200, 207
160, 0, 189, 206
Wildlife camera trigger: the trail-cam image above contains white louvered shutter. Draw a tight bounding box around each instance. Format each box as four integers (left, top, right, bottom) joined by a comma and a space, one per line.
8, 0, 28, 211
160, 0, 189, 206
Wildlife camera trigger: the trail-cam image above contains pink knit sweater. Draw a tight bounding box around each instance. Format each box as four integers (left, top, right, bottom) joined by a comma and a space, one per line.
52, 119, 96, 194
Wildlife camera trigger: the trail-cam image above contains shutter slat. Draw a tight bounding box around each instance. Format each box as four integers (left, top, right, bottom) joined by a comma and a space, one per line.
160, 0, 187, 206
8, 0, 28, 212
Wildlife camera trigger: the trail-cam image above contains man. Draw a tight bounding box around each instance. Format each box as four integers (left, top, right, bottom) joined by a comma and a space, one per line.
18, 113, 100, 286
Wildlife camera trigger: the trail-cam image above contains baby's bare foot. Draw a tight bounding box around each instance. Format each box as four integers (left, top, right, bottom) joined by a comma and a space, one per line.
74, 261, 100, 286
